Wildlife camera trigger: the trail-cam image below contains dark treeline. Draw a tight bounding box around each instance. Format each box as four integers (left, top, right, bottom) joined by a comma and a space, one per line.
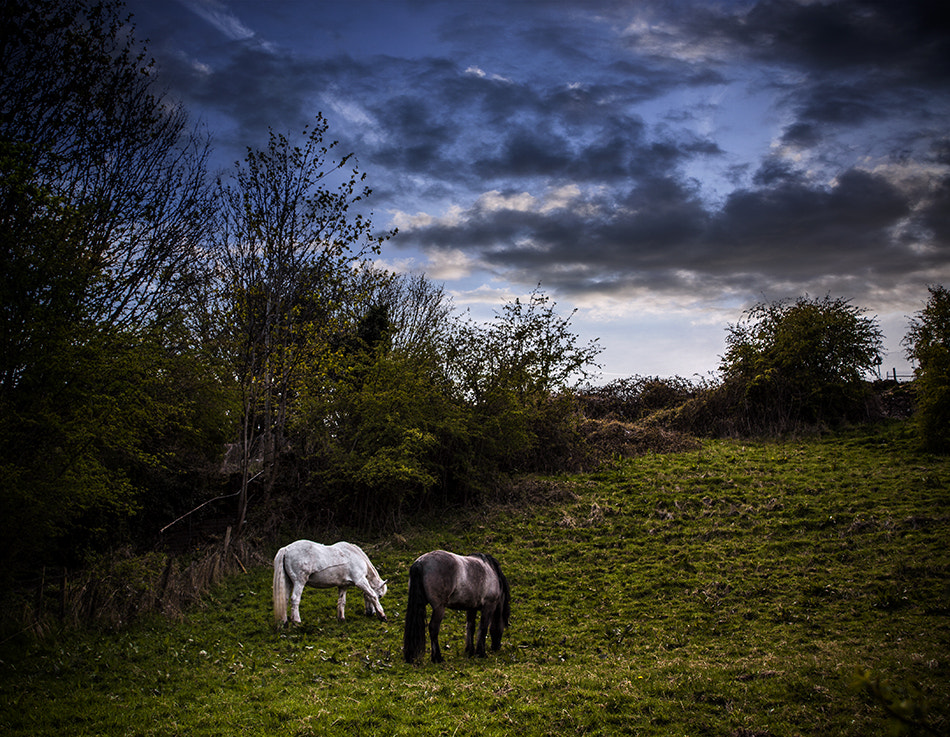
2, 0, 948, 607
0, 0, 609, 579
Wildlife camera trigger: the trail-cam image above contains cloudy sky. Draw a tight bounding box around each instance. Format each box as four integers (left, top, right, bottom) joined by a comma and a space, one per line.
125, 0, 949, 380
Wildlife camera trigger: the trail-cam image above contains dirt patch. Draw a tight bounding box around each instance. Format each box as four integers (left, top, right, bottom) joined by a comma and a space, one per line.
579, 418, 701, 460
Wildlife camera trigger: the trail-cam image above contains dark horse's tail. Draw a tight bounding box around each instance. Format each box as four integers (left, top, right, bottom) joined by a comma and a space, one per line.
482, 553, 511, 629
403, 560, 428, 663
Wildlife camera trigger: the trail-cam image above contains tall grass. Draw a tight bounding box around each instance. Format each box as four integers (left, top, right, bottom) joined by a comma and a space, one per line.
1, 421, 947, 735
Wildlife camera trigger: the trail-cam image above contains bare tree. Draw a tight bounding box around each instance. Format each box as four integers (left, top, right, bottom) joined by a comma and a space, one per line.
213, 118, 392, 530
0, 0, 214, 343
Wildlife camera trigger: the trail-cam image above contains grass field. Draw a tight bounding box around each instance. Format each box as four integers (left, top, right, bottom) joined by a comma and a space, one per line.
1, 421, 948, 735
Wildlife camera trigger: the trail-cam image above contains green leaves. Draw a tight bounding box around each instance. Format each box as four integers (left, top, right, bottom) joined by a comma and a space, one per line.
720, 295, 884, 431
450, 286, 603, 403
904, 285, 950, 452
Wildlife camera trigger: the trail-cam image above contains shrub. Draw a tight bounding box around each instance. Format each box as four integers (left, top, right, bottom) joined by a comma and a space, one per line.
719, 295, 884, 433
578, 375, 700, 422
903, 285, 950, 452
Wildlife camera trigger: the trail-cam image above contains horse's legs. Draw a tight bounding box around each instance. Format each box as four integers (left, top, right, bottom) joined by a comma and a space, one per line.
289, 579, 306, 624
474, 605, 493, 657
354, 577, 387, 621
336, 587, 347, 620
428, 604, 445, 663
465, 609, 477, 657
489, 606, 504, 651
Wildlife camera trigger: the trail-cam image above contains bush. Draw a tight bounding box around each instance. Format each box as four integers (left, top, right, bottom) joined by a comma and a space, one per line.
578, 375, 700, 422
904, 285, 950, 452
719, 295, 884, 433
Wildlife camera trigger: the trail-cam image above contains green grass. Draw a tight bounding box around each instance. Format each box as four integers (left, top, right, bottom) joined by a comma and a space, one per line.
2, 422, 948, 735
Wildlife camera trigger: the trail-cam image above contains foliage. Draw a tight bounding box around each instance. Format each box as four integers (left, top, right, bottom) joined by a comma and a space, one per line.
578, 374, 701, 422
286, 284, 604, 531
212, 118, 393, 528
903, 285, 950, 452
0, 0, 214, 332
0, 0, 223, 577
450, 286, 602, 403
0, 326, 235, 576
300, 349, 459, 530
719, 295, 884, 433
284, 270, 462, 530
2, 424, 947, 735
447, 287, 603, 477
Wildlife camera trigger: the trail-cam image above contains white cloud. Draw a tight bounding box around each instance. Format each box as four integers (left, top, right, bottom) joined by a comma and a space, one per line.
177, 0, 254, 41
423, 248, 483, 281
476, 189, 537, 213
389, 204, 465, 231
464, 66, 513, 83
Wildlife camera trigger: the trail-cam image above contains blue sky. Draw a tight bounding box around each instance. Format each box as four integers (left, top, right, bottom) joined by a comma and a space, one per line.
126, 0, 950, 380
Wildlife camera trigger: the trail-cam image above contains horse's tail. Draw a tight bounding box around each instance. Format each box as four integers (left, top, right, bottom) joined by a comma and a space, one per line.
484, 554, 511, 628
272, 547, 289, 626
403, 560, 427, 663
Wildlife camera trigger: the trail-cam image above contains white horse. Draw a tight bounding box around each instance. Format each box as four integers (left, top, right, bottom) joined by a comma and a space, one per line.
273, 540, 388, 626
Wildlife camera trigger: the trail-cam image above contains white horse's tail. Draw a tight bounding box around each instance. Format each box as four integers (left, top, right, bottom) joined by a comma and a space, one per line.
273, 547, 289, 625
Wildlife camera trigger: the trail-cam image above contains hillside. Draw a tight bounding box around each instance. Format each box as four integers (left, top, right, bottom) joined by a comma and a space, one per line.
1, 422, 947, 736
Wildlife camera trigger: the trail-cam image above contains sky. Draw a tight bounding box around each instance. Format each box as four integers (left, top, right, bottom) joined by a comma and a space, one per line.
124, 0, 950, 382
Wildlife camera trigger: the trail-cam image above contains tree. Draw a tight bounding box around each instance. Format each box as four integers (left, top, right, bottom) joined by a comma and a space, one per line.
289, 269, 462, 529
213, 118, 392, 530
904, 285, 950, 452
450, 286, 602, 403
349, 268, 455, 361
448, 286, 603, 474
720, 295, 883, 432
0, 0, 214, 346
0, 0, 219, 574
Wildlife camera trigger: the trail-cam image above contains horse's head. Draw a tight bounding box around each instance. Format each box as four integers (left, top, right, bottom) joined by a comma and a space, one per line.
377, 579, 388, 597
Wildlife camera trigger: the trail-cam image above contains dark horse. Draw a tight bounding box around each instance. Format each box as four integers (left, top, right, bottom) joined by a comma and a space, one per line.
403, 550, 511, 663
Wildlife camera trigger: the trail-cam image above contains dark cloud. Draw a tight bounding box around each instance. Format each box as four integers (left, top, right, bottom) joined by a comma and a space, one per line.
126, 0, 949, 317
401, 161, 927, 302
719, 0, 950, 82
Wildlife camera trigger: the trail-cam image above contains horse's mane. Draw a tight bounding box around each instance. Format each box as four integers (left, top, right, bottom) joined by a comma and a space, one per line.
471, 553, 510, 626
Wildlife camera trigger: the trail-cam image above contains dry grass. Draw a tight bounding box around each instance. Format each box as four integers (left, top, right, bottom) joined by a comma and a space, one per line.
579, 417, 701, 460
9, 531, 267, 637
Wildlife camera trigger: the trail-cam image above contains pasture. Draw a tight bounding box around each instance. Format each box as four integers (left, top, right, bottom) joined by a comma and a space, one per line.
1, 422, 948, 735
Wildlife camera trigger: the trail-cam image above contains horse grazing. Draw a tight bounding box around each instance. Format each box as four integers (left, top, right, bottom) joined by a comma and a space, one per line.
273, 540, 388, 626
403, 550, 510, 663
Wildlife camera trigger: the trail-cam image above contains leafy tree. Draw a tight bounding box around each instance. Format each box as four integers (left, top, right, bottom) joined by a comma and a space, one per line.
212, 118, 392, 530
0, 0, 213, 341
291, 270, 462, 529
904, 285, 950, 452
450, 286, 602, 403
349, 268, 454, 361
720, 295, 883, 432
448, 287, 603, 474
0, 0, 218, 574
